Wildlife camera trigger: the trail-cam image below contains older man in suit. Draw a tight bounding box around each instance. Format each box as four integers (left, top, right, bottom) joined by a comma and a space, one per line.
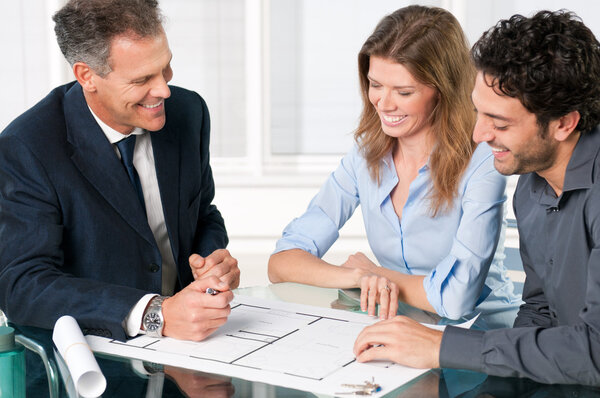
0, 0, 240, 342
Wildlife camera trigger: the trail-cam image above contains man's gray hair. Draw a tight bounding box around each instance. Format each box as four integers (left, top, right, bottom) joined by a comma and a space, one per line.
53, 0, 164, 76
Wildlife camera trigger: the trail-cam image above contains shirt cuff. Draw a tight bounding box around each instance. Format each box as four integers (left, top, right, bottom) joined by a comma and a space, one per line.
124, 293, 157, 337
439, 325, 486, 372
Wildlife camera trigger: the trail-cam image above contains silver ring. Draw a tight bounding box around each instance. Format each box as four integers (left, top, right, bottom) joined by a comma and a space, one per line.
383, 284, 391, 292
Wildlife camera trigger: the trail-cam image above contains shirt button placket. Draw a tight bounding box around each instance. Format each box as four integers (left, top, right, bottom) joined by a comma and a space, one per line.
545, 204, 560, 270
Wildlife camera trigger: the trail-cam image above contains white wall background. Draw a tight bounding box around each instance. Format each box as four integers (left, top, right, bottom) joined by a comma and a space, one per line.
2, 0, 597, 287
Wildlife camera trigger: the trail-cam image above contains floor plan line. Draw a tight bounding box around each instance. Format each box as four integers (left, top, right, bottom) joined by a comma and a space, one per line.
234, 330, 279, 338
297, 312, 350, 323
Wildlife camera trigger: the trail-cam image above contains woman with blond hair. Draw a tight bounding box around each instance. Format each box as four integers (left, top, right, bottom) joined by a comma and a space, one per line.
268, 5, 520, 327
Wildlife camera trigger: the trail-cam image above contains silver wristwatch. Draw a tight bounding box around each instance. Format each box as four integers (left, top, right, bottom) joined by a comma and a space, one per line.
143, 295, 167, 338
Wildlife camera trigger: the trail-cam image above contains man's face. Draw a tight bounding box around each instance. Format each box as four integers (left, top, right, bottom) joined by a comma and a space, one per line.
472, 72, 558, 176
86, 30, 173, 134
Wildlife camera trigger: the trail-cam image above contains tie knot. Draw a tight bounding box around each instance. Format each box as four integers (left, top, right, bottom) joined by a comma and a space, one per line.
116, 135, 136, 167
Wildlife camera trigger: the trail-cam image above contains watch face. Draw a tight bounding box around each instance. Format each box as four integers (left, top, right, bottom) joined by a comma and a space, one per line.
145, 312, 162, 332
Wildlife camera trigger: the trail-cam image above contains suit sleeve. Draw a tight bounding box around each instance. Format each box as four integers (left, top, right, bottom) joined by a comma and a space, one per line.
191, 95, 228, 256
0, 134, 145, 341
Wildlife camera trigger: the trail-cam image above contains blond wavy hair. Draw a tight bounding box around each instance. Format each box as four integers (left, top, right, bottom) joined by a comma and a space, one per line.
355, 5, 476, 216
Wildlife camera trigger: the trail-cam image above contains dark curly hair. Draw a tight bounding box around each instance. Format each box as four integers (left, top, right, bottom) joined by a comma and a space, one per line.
53, 0, 164, 77
471, 10, 600, 134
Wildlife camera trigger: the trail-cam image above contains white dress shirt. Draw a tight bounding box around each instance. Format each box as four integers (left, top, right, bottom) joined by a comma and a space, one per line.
90, 110, 177, 336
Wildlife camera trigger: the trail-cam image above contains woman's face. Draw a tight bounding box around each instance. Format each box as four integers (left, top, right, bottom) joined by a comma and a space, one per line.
367, 56, 438, 141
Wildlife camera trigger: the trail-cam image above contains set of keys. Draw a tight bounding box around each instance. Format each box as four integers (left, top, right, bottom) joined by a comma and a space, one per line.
336, 377, 381, 396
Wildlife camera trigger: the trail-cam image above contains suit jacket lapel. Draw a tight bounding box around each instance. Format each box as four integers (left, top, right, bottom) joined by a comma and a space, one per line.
64, 83, 156, 246
151, 125, 180, 263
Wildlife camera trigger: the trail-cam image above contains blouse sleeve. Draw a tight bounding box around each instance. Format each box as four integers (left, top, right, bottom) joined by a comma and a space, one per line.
273, 146, 362, 258
423, 147, 507, 319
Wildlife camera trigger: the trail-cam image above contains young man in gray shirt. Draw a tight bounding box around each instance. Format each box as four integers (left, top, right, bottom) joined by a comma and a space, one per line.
353, 9, 600, 385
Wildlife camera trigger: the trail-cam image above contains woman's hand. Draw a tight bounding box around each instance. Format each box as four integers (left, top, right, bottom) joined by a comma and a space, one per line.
359, 274, 399, 320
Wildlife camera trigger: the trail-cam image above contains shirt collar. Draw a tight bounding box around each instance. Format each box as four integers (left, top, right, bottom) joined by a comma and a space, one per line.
529, 125, 600, 205
381, 150, 431, 173
562, 125, 600, 192
379, 150, 430, 205
88, 106, 145, 144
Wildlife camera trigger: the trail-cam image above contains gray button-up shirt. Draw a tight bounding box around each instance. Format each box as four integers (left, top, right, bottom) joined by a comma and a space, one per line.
440, 126, 600, 385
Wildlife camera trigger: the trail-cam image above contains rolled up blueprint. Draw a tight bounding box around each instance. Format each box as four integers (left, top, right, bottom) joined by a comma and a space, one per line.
53, 316, 106, 398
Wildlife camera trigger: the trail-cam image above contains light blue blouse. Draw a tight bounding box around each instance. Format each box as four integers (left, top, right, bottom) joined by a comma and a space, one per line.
274, 142, 521, 322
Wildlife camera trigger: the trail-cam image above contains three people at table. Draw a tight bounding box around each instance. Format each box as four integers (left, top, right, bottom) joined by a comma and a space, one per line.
3, 0, 599, 387
269, 5, 521, 327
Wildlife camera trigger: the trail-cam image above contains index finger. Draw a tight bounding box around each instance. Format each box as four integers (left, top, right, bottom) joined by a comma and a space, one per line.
379, 285, 390, 320
353, 326, 381, 357
367, 278, 378, 316
360, 277, 369, 312
356, 345, 388, 363
353, 318, 396, 356
205, 293, 235, 310
190, 275, 230, 293
388, 285, 399, 319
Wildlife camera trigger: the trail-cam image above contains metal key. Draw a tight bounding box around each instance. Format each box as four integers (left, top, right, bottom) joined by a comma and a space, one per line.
336, 377, 381, 396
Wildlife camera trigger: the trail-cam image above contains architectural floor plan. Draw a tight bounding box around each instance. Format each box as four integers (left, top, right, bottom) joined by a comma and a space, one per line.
87, 295, 466, 396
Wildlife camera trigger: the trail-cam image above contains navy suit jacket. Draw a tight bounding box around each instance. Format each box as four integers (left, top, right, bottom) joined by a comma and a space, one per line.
0, 82, 228, 340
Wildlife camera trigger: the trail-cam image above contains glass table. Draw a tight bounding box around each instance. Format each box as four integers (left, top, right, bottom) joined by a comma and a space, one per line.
16, 283, 600, 397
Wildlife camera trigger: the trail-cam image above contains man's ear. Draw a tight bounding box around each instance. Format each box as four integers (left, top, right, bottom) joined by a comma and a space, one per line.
73, 62, 97, 93
553, 110, 580, 142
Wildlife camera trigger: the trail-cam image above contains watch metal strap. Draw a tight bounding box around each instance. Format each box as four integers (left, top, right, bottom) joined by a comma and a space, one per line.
144, 295, 167, 337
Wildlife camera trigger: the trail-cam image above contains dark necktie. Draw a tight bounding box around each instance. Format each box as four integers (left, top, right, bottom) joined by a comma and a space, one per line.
116, 135, 146, 214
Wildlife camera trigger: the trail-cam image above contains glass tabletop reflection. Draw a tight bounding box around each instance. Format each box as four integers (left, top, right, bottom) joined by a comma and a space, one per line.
16, 283, 600, 397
